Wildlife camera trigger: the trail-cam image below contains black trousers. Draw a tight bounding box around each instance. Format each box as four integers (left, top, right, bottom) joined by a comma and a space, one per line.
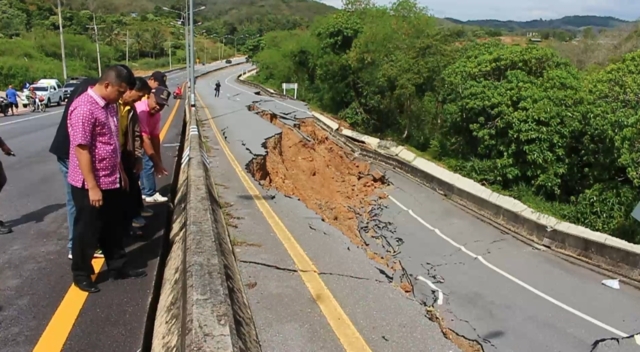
71, 186, 127, 280
122, 152, 143, 222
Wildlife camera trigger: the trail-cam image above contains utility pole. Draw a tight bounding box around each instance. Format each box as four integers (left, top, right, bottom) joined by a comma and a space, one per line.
124, 30, 129, 66
87, 13, 104, 76
56, 0, 67, 81
189, 0, 195, 108
167, 41, 172, 70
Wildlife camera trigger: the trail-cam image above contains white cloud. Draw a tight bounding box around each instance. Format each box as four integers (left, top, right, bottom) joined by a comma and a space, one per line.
318, 0, 638, 21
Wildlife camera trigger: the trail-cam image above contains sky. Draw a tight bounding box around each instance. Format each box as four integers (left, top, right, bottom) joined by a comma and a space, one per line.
319, 0, 638, 21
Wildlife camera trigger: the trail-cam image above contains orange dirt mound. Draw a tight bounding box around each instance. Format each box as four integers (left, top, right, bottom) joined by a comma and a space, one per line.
247, 109, 387, 247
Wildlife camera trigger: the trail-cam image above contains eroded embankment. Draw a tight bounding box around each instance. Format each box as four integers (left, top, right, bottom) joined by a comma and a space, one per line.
246, 105, 399, 266
245, 104, 484, 352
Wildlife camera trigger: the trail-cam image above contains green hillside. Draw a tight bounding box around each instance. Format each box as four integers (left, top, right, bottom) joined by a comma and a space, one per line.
62, 0, 337, 27
445, 15, 630, 31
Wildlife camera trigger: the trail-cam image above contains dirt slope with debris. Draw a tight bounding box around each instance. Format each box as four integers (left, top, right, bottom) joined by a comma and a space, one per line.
247, 108, 386, 247
244, 105, 483, 352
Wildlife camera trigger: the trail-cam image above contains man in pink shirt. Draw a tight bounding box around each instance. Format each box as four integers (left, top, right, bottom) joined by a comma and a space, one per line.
136, 87, 170, 203
68, 65, 147, 293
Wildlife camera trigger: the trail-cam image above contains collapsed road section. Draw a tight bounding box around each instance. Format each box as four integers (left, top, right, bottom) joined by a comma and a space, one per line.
244, 104, 483, 352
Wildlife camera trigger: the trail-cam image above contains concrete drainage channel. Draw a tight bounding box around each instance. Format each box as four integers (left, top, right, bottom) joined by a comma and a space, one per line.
143, 63, 261, 352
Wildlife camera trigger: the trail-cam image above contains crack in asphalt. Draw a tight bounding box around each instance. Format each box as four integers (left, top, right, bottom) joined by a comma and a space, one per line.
238, 259, 389, 284
449, 310, 497, 350
590, 332, 640, 351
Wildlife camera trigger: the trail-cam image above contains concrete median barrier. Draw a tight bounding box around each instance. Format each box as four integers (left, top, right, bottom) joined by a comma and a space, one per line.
149, 65, 260, 352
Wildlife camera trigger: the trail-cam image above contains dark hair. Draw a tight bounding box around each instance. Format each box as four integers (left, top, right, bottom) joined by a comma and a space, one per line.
99, 64, 136, 89
133, 77, 151, 94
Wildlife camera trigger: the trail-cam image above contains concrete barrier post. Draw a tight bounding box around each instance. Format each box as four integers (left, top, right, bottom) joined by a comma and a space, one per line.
151, 90, 261, 351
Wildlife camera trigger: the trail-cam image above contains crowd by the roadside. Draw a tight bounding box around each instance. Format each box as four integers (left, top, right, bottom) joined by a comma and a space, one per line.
43, 65, 172, 293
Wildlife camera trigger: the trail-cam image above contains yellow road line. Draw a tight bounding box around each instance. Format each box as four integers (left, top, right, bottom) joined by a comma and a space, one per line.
196, 92, 371, 352
159, 82, 186, 140
33, 88, 185, 352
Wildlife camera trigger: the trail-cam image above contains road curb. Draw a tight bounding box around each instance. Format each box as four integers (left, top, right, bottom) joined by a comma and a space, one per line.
150, 62, 261, 351
235, 71, 640, 283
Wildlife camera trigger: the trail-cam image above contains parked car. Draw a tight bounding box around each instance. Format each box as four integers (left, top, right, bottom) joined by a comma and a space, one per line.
67, 76, 87, 82
62, 81, 80, 101
225, 59, 232, 64
0, 97, 10, 116
30, 84, 63, 107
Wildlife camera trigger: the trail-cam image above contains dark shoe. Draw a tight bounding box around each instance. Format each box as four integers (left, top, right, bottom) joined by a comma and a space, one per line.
0, 221, 13, 234
73, 279, 100, 293
109, 268, 147, 281
129, 227, 144, 237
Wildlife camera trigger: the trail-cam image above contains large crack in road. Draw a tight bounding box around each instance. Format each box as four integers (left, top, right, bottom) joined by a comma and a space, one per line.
244, 104, 484, 352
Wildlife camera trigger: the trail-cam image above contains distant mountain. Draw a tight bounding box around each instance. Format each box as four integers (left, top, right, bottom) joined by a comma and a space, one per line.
444, 15, 630, 31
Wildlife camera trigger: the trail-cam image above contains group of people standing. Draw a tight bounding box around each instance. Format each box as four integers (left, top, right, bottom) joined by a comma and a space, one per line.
48, 66, 172, 293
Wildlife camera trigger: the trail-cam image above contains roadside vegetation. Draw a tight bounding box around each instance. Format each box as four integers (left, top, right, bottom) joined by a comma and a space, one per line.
0, 0, 330, 86
249, 0, 640, 243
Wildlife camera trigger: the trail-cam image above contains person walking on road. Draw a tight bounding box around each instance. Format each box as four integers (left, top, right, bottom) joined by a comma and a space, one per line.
136, 87, 170, 203
0, 136, 14, 234
67, 65, 146, 293
5, 85, 19, 116
118, 77, 151, 235
214, 80, 221, 98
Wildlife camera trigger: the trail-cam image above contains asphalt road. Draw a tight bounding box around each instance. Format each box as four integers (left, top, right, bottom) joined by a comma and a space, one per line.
197, 65, 640, 352
0, 60, 240, 352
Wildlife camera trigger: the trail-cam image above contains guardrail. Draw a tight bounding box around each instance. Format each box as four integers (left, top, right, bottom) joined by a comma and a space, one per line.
236, 71, 640, 284
150, 63, 261, 352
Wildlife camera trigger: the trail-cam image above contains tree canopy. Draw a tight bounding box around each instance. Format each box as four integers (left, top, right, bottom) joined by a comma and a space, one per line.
250, 0, 640, 243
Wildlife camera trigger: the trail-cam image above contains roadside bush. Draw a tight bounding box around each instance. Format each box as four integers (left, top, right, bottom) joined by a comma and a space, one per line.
250, 0, 640, 243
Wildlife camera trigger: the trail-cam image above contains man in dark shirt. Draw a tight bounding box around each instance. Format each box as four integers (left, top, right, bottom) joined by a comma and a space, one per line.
49, 65, 136, 259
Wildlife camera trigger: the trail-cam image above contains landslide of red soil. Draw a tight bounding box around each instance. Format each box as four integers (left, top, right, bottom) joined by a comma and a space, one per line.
247, 109, 387, 247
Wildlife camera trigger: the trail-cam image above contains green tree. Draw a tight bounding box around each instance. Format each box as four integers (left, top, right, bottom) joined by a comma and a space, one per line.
0, 0, 27, 38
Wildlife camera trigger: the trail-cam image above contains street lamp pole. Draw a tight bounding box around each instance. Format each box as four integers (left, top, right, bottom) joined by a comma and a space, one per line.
56, 0, 67, 81
189, 0, 195, 107
161, 5, 204, 107
225, 35, 245, 57
86, 13, 104, 76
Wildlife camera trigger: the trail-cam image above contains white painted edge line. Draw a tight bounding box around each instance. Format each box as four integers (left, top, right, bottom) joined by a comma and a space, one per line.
210, 65, 631, 339
387, 194, 629, 338
213, 66, 636, 340
0, 108, 64, 127
416, 276, 444, 305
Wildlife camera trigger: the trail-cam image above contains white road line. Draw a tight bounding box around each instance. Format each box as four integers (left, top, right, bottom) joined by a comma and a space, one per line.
222, 71, 313, 114
416, 276, 444, 305
213, 67, 631, 337
387, 194, 629, 337
0, 109, 64, 127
